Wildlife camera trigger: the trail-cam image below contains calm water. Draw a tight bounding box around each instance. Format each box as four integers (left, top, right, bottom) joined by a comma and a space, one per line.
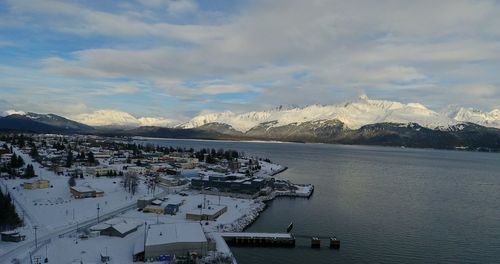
135, 138, 500, 264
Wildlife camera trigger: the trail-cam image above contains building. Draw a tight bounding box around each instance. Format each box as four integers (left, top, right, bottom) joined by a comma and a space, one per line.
70, 186, 104, 198
127, 166, 147, 176
86, 166, 115, 176
1, 231, 26, 242
143, 205, 167, 214
142, 223, 209, 261
100, 222, 139, 238
165, 203, 181, 215
157, 176, 186, 187
22, 179, 50, 189
186, 205, 227, 221
191, 175, 273, 195
0, 153, 13, 164
137, 196, 156, 209
228, 160, 241, 172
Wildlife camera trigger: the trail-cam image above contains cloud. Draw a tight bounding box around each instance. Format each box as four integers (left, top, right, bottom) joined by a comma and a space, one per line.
91, 83, 140, 96
1, 0, 500, 116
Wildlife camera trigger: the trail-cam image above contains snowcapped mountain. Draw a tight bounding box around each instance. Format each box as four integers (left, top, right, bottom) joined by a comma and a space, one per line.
447, 107, 500, 129
180, 95, 462, 132
0, 111, 94, 132
71, 109, 178, 128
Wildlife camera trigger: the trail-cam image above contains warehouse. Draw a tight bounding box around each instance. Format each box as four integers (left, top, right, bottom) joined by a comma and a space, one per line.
186, 205, 227, 221
143, 222, 209, 261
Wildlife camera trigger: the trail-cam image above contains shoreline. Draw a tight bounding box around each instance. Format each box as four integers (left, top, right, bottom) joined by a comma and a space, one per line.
131, 136, 500, 155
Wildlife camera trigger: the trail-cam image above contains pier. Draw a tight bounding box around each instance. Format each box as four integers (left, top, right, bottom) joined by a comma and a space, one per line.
217, 232, 340, 249
220, 232, 296, 247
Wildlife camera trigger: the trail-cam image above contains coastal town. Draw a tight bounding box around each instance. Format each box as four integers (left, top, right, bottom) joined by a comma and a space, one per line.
0, 133, 313, 264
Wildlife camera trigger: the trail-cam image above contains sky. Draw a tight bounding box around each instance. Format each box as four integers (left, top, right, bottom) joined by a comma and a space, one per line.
1, 0, 500, 122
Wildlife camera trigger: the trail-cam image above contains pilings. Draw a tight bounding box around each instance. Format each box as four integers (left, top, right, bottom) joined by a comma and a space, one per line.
311, 237, 321, 248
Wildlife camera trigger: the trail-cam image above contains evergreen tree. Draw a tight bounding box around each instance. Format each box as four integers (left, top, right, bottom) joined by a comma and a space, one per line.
87, 152, 95, 163
29, 146, 39, 158
0, 189, 22, 231
68, 176, 76, 187
65, 150, 73, 168
23, 164, 36, 178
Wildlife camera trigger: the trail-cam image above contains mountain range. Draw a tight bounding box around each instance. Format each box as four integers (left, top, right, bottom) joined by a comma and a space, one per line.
1, 96, 500, 151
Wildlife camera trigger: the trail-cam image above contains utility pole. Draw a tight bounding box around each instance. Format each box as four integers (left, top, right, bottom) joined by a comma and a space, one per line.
97, 203, 100, 223
143, 221, 147, 256
44, 244, 48, 263
33, 225, 38, 248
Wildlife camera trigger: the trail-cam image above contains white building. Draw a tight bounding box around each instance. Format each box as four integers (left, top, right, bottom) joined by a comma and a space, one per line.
143, 222, 209, 261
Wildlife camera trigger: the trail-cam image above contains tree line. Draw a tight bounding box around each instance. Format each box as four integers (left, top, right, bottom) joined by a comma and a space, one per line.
0, 189, 22, 231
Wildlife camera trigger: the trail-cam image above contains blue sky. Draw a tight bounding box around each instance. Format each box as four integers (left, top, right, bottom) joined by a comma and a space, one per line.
1, 0, 500, 122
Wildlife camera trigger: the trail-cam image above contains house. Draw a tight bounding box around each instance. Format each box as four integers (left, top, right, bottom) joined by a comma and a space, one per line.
22, 179, 50, 189
141, 223, 209, 261
70, 186, 104, 198
0, 153, 12, 164
186, 205, 227, 221
1, 231, 26, 242
100, 222, 139, 238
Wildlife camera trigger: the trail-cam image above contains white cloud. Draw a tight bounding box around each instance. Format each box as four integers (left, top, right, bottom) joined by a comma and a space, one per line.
2, 0, 500, 115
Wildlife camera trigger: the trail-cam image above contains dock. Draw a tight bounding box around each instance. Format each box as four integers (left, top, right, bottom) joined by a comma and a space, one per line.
220, 232, 295, 247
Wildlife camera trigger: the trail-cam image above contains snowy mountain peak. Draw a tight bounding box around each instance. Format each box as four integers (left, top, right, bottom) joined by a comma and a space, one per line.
72, 109, 178, 128
180, 97, 460, 132
4, 109, 27, 116
449, 107, 500, 128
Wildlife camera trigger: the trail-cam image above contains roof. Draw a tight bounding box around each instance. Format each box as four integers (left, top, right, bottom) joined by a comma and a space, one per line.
1, 231, 20, 235
104, 218, 125, 226
146, 222, 207, 247
71, 186, 95, 193
89, 223, 110, 231
151, 199, 163, 205
111, 222, 138, 234
187, 204, 226, 216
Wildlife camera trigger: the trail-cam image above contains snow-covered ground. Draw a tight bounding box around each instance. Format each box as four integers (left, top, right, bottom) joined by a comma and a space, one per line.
1, 144, 293, 263
255, 161, 286, 177
0, 146, 154, 252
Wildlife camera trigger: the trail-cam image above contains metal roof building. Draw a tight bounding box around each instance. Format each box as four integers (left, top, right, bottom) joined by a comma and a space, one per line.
143, 222, 209, 261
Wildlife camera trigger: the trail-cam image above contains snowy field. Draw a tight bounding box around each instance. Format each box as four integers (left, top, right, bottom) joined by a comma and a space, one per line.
16, 192, 264, 264
1, 146, 155, 236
